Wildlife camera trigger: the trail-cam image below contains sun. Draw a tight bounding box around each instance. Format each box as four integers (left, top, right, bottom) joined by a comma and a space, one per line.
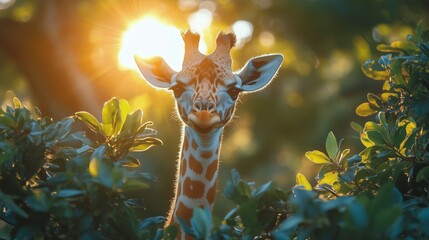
118, 17, 184, 71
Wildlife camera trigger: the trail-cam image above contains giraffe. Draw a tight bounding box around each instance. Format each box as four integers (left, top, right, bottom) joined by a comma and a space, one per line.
134, 31, 283, 239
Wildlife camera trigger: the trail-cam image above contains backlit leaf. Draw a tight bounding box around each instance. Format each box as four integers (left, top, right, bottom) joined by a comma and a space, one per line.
296, 173, 312, 190
362, 60, 389, 81
305, 150, 331, 164
318, 171, 339, 186
356, 102, 377, 117
102, 98, 124, 136
367, 93, 381, 108
75, 111, 102, 133
130, 138, 163, 152
13, 97, 22, 108
381, 92, 398, 102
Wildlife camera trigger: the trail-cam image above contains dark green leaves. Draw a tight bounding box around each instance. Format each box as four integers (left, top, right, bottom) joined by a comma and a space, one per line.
0, 97, 161, 239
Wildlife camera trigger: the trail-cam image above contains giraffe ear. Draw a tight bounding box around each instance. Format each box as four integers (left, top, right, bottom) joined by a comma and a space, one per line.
236, 54, 283, 92
134, 55, 176, 89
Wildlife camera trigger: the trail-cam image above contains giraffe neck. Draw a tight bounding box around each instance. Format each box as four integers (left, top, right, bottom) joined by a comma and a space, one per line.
167, 125, 223, 237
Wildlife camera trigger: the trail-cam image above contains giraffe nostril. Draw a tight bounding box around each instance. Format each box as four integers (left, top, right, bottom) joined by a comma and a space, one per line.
193, 101, 203, 111
207, 101, 215, 113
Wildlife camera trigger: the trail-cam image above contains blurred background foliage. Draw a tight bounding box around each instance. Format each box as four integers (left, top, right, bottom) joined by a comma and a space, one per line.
0, 0, 428, 221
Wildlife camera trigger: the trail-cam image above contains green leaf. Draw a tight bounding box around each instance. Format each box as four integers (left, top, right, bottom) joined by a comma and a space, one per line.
305, 150, 331, 164
380, 92, 398, 102
417, 208, 429, 235
391, 41, 418, 52
238, 199, 260, 236
130, 137, 163, 152
118, 110, 143, 138
296, 173, 312, 190
366, 131, 387, 146
33, 106, 42, 118
416, 166, 429, 183
13, 97, 22, 108
136, 121, 153, 135
350, 121, 363, 133
163, 225, 178, 239
89, 146, 112, 188
57, 189, 84, 198
325, 131, 338, 160
75, 111, 102, 134
102, 98, 131, 136
339, 148, 350, 163
361, 60, 389, 81
57, 117, 74, 140
190, 208, 212, 239
118, 156, 141, 168
356, 102, 377, 117
419, 43, 429, 57
0, 191, 28, 218
367, 93, 381, 108
102, 98, 120, 136
415, 19, 425, 43
118, 179, 150, 192
253, 181, 273, 198
26, 190, 49, 212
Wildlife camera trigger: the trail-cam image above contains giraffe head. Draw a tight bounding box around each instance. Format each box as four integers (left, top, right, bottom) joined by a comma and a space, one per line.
135, 31, 283, 133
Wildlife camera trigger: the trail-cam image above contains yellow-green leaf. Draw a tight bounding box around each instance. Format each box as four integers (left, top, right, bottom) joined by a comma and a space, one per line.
390, 41, 418, 53
339, 148, 350, 162
296, 173, 312, 190
102, 98, 127, 136
367, 93, 381, 108
360, 132, 375, 147
362, 60, 389, 81
130, 138, 163, 152
318, 171, 339, 186
75, 111, 102, 133
13, 97, 22, 108
363, 121, 390, 142
305, 150, 331, 164
359, 147, 373, 163
381, 92, 398, 102
356, 102, 377, 117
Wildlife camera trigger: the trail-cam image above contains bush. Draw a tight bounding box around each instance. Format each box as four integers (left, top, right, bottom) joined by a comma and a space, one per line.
212, 21, 429, 240
0, 98, 165, 239
1, 21, 429, 240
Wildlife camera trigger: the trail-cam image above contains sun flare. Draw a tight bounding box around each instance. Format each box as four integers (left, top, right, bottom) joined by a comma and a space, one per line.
118, 17, 184, 71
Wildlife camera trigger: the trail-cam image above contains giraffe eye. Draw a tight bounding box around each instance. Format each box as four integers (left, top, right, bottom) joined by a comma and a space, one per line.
227, 87, 241, 100
169, 83, 186, 98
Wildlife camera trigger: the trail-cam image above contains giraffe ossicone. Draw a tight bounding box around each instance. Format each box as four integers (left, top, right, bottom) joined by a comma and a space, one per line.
135, 30, 283, 239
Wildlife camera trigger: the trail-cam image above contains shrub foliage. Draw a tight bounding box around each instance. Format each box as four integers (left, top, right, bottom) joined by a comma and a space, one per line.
1, 22, 429, 239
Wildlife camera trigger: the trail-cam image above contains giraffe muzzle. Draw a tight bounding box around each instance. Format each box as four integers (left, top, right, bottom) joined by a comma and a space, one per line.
189, 110, 220, 131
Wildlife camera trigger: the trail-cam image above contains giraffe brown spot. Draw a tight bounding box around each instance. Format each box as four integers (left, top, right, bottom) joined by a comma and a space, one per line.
201, 151, 213, 159
207, 183, 217, 204
183, 177, 205, 199
183, 136, 189, 151
181, 158, 187, 176
176, 202, 193, 225
189, 154, 203, 174
205, 159, 218, 181
177, 181, 182, 197
192, 139, 198, 150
